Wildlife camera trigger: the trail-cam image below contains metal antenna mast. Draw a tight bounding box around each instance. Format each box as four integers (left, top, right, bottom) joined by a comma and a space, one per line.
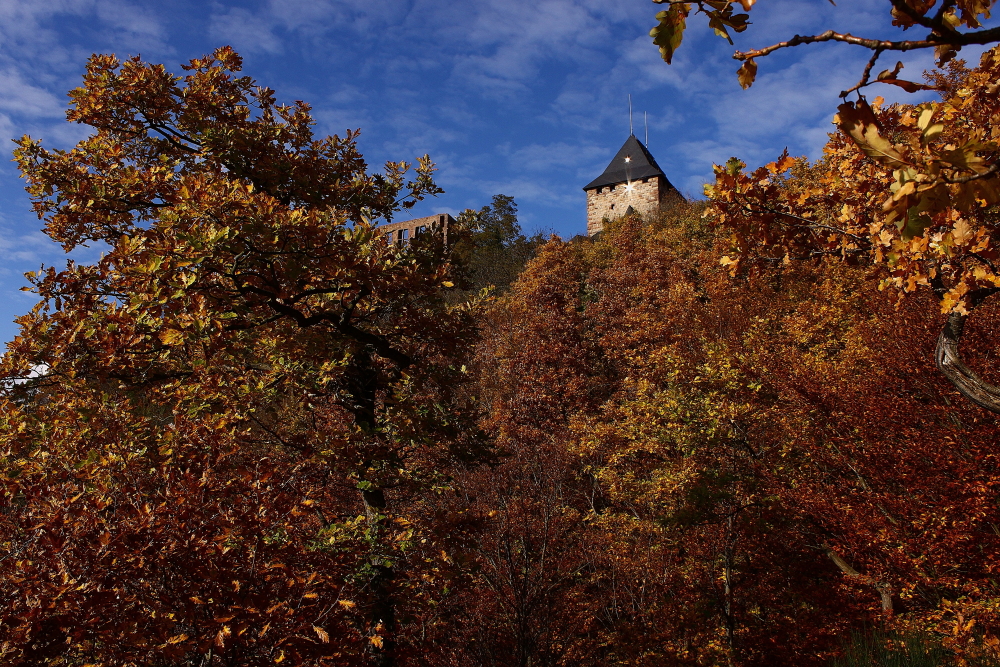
629, 94, 633, 136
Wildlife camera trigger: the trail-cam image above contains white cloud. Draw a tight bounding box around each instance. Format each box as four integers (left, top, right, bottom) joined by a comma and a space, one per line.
209, 5, 284, 54
0, 227, 57, 264
503, 141, 608, 177
0, 70, 65, 118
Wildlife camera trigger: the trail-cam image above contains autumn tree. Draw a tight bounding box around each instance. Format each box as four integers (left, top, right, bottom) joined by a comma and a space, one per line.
0, 47, 478, 666
651, 0, 1000, 414
450, 194, 545, 295
407, 234, 609, 667
468, 204, 1000, 665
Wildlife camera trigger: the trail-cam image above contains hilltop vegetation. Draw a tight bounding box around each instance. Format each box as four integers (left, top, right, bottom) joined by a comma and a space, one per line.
4, 7, 1000, 663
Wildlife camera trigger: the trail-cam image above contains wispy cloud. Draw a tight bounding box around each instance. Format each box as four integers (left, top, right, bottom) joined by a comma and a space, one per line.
0, 69, 66, 118
209, 5, 284, 55
0, 0, 998, 345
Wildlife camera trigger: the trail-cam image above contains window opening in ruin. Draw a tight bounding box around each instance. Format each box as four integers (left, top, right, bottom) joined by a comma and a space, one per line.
400, 228, 410, 245
385, 231, 394, 244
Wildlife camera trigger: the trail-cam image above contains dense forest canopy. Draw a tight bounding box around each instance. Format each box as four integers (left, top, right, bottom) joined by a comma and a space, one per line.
3, 1, 1000, 665
654, 0, 1000, 414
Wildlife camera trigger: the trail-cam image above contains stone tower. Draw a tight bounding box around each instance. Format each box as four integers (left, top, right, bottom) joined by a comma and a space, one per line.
583, 135, 681, 236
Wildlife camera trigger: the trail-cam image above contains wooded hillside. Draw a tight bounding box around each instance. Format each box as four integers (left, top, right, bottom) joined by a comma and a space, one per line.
3, 23, 1000, 666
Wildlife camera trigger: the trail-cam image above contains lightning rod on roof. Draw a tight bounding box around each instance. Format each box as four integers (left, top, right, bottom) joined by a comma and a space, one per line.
629, 94, 633, 136
645, 111, 648, 147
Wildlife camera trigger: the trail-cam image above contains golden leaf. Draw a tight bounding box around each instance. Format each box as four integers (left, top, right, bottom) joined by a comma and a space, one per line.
737, 59, 757, 90
836, 100, 909, 169
952, 219, 973, 245
158, 329, 184, 346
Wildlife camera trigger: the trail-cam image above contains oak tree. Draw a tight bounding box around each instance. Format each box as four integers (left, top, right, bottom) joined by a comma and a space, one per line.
651, 1, 1000, 413
1, 47, 477, 666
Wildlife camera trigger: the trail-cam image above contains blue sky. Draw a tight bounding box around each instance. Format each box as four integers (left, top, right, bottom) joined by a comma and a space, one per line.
0, 0, 995, 346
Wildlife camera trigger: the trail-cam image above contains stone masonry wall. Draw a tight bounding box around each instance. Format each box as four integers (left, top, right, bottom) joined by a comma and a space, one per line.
586, 176, 669, 236
379, 213, 454, 247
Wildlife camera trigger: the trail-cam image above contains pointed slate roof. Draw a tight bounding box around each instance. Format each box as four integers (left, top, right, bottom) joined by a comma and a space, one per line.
583, 135, 668, 191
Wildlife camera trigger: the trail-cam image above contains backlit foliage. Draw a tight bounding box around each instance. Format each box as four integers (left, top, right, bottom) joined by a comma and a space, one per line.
0, 47, 477, 666
651, 0, 1000, 413
5, 41, 1000, 667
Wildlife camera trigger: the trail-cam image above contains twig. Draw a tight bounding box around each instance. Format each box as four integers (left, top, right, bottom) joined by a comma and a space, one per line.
942, 162, 1000, 184
734, 26, 1000, 61
840, 48, 884, 98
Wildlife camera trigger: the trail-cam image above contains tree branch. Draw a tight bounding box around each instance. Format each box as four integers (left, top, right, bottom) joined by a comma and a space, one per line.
231, 280, 413, 369
942, 161, 1000, 184
821, 544, 893, 612
935, 289, 1000, 414
840, 48, 885, 98
734, 26, 1000, 62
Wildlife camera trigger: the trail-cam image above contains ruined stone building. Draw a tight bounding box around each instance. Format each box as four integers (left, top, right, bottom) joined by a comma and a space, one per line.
380, 134, 679, 243
379, 213, 455, 247
583, 135, 682, 236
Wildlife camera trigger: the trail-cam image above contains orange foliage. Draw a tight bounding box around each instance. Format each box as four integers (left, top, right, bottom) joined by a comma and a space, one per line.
464, 207, 1000, 665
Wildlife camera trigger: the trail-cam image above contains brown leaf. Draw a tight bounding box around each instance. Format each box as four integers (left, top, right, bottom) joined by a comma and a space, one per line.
876, 77, 938, 93
738, 59, 758, 89
835, 99, 910, 169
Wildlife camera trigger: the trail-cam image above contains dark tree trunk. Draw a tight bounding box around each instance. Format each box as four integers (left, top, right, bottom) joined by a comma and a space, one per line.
345, 349, 400, 667
935, 303, 1000, 414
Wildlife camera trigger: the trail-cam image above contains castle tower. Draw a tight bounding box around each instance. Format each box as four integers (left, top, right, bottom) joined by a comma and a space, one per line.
583, 135, 681, 236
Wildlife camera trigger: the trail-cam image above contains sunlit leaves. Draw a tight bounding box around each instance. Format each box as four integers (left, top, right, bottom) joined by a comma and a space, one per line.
737, 58, 757, 88
707, 47, 1000, 321
0, 47, 479, 666
651, 1, 754, 64
835, 99, 911, 170
650, 3, 690, 64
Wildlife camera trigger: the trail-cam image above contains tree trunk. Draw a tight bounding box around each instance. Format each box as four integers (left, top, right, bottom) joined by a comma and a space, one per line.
364, 486, 396, 667
936, 310, 1000, 414
822, 544, 893, 612
346, 351, 398, 667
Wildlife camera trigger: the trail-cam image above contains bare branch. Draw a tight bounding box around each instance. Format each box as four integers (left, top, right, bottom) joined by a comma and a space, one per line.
734, 26, 1000, 62
840, 48, 885, 98
821, 544, 893, 612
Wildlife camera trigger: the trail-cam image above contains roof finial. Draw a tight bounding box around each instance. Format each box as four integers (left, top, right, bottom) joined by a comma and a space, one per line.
645, 111, 648, 147
628, 94, 633, 136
